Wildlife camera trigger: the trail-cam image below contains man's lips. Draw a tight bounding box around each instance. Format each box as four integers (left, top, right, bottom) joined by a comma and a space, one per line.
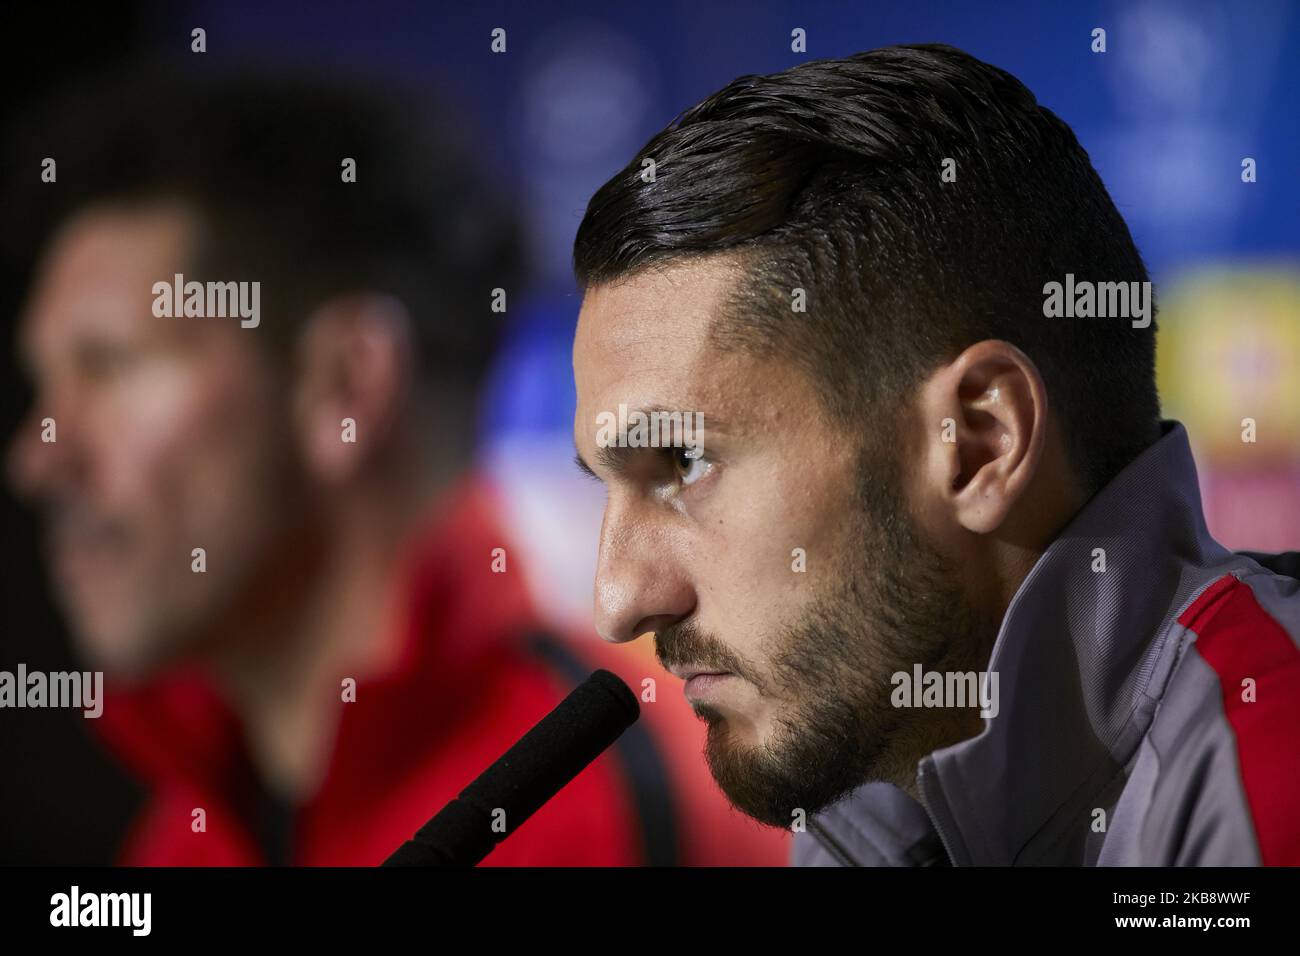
44, 514, 133, 586
667, 665, 732, 682
665, 665, 736, 701
46, 507, 130, 552
682, 672, 733, 700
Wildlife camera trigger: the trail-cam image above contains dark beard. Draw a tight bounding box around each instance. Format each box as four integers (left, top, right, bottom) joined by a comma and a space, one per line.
657, 459, 998, 829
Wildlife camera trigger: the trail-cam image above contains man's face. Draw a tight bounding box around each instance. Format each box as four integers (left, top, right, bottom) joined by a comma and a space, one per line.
7, 204, 301, 678
573, 258, 991, 827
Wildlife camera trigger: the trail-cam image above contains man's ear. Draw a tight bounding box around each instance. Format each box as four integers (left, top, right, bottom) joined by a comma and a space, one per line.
915, 340, 1049, 535
292, 293, 415, 486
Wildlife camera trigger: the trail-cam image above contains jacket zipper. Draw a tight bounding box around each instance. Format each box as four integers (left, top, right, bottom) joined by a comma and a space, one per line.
917, 760, 963, 866
807, 818, 861, 867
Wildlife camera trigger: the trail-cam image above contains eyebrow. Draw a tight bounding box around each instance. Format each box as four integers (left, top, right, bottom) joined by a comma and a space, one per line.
573, 443, 638, 483
573, 405, 728, 482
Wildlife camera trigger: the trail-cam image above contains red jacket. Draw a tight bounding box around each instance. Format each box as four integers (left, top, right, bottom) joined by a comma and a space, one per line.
94, 478, 787, 866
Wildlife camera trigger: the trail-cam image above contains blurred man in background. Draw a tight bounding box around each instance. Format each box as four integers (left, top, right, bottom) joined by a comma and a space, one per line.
4, 68, 783, 865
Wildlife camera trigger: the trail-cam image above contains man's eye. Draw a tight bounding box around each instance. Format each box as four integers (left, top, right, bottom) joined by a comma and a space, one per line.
671, 447, 711, 486
78, 344, 140, 380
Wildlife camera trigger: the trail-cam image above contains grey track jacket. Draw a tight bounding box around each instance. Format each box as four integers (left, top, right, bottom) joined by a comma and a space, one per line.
792, 420, 1300, 866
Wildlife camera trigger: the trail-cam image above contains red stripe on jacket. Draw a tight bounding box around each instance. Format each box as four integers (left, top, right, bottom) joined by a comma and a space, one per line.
1179, 574, 1300, 865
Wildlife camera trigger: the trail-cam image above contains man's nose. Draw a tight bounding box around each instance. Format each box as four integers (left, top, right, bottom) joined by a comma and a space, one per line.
593, 500, 695, 644
6, 393, 81, 504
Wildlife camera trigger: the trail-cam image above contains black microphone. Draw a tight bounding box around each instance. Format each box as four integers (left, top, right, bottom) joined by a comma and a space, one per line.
383, 668, 640, 866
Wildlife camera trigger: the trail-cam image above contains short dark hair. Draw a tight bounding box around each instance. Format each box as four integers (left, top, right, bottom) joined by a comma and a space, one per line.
5, 64, 522, 396
574, 43, 1160, 497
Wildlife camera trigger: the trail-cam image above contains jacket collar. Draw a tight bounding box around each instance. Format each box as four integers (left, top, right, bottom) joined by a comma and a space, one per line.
818, 420, 1237, 864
